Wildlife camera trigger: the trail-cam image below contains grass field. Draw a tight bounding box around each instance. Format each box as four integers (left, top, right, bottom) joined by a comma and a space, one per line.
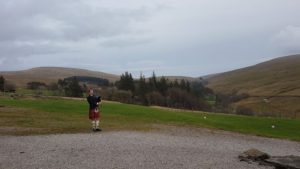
0, 95, 299, 141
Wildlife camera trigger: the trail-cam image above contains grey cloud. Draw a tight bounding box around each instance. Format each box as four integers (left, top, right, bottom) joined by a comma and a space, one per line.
0, 0, 152, 42
100, 35, 154, 48
0, 0, 300, 76
271, 25, 300, 54
0, 40, 75, 60
0, 0, 159, 68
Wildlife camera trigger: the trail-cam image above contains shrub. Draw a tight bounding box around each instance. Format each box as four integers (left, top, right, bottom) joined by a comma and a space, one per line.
112, 90, 133, 103
65, 77, 83, 97
27, 82, 47, 90
48, 82, 59, 91
167, 88, 211, 111
4, 82, 16, 93
146, 91, 165, 106
0, 76, 4, 92
99, 87, 116, 100
236, 106, 254, 116
216, 92, 249, 108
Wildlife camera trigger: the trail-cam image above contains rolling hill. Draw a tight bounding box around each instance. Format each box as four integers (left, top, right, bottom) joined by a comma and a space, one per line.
207, 54, 300, 96
1, 55, 299, 118
0, 67, 200, 88
206, 54, 300, 118
0, 67, 120, 87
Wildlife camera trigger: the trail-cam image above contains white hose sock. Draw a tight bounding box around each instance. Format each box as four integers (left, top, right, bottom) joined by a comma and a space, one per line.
92, 121, 96, 129
96, 120, 100, 129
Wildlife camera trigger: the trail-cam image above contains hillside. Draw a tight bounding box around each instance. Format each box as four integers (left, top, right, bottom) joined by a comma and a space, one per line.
207, 54, 300, 96
0, 67, 120, 87
207, 54, 300, 118
0, 66, 201, 88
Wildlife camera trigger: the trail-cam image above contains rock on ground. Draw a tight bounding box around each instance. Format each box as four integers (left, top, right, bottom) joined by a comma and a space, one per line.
239, 148, 270, 162
266, 156, 300, 169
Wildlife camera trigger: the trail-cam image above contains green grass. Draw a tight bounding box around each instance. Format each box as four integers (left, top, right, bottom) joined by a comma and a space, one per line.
16, 88, 59, 96
0, 96, 300, 141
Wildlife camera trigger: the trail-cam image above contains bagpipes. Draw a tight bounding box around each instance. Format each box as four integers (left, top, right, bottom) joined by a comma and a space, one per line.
96, 96, 101, 103
95, 96, 102, 112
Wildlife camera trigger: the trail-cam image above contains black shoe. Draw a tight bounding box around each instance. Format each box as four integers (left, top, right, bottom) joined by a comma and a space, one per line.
92, 128, 96, 132
95, 128, 102, 132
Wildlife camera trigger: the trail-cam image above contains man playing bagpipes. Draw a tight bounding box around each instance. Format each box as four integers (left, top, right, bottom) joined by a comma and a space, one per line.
87, 89, 102, 132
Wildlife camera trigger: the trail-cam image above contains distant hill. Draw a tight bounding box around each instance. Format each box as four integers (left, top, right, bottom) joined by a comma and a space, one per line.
0, 67, 201, 88
207, 54, 300, 96
0, 67, 120, 87
157, 76, 199, 82
207, 54, 300, 118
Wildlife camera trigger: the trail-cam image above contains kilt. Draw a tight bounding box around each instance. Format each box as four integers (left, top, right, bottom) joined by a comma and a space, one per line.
89, 108, 100, 120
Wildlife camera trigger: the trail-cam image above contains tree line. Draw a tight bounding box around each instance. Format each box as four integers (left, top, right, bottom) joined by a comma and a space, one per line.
1, 73, 214, 111
109, 72, 214, 111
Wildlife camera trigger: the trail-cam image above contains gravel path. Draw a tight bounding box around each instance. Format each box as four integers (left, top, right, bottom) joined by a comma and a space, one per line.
1, 128, 299, 169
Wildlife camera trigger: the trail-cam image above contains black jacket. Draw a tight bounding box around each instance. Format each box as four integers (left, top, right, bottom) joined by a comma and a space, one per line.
87, 95, 101, 110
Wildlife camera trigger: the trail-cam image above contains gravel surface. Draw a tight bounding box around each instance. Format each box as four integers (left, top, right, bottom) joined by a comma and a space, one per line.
0, 128, 299, 169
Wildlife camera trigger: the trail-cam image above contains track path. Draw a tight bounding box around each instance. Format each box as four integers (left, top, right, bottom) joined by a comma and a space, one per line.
1, 128, 299, 169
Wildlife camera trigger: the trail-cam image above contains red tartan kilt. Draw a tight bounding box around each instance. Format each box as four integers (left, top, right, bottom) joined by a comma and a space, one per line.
89, 108, 100, 120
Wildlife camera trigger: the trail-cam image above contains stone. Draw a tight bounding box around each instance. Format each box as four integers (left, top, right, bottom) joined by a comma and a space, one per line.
239, 148, 270, 162
265, 155, 300, 169
239, 149, 300, 169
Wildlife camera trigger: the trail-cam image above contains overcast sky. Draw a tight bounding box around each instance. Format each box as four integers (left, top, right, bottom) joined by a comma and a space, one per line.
0, 0, 299, 77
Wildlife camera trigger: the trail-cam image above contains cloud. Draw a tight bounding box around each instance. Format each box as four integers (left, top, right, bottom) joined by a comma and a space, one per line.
100, 35, 154, 48
0, 0, 160, 60
0, 0, 154, 41
0, 0, 300, 76
271, 25, 300, 53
